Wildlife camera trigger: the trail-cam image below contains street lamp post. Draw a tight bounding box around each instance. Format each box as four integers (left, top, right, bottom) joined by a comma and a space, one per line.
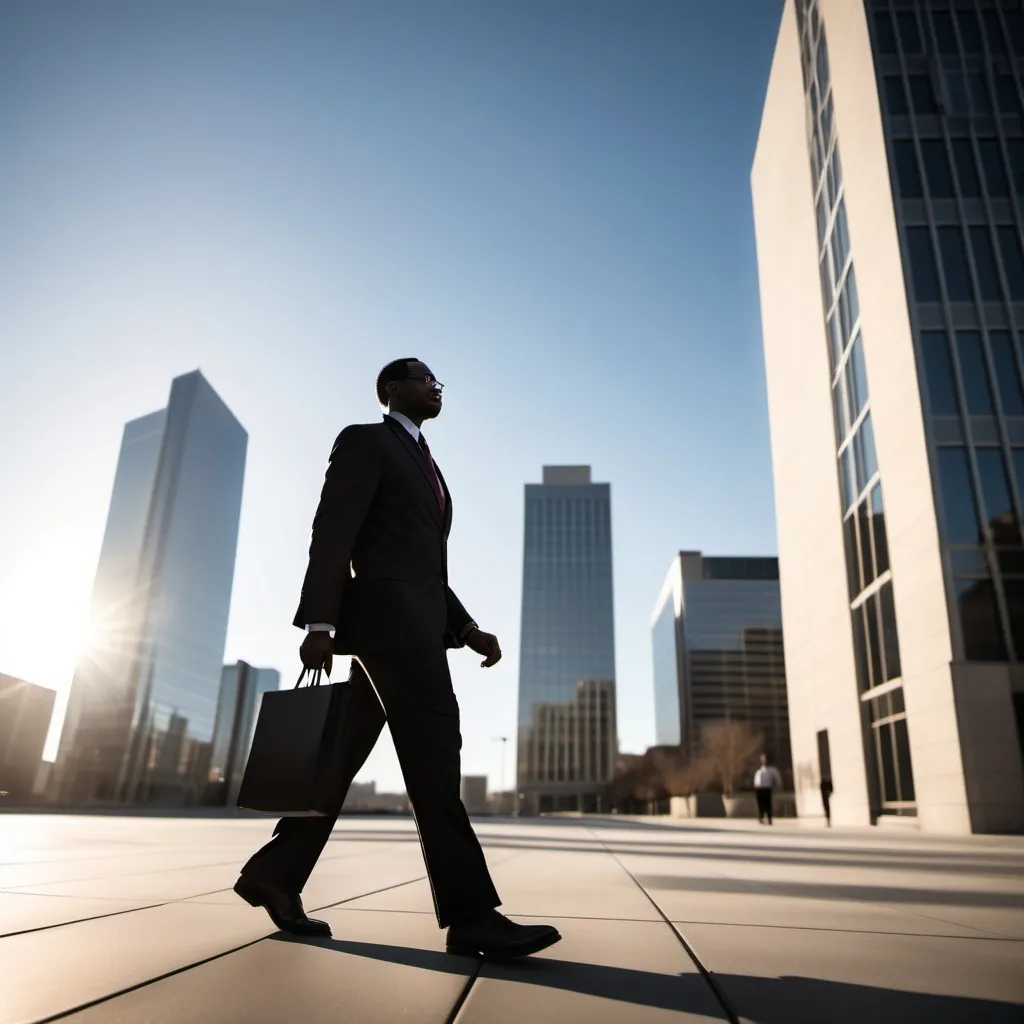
492, 736, 507, 815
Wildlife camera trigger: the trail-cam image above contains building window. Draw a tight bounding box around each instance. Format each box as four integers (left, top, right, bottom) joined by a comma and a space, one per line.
968, 73, 992, 117
951, 139, 982, 197
849, 335, 869, 416
907, 227, 941, 302
976, 447, 1019, 543
885, 76, 909, 116
938, 227, 975, 303
956, 332, 995, 414
845, 267, 860, 334
871, 485, 889, 576
852, 604, 869, 690
969, 227, 1004, 303
930, 11, 958, 56
874, 10, 897, 55
896, 12, 923, 54
909, 76, 938, 115
858, 499, 874, 585
1008, 140, 1024, 197
879, 581, 901, 681
921, 331, 959, 416
858, 412, 878, 487
996, 228, 1024, 301
938, 447, 982, 544
920, 140, 955, 199
1007, 11, 1024, 57
982, 12, 1007, 56
955, 577, 1007, 661
893, 140, 923, 198
943, 70, 971, 116
978, 140, 1009, 198
994, 76, 1021, 116
844, 513, 861, 600
990, 332, 1024, 417
956, 10, 983, 54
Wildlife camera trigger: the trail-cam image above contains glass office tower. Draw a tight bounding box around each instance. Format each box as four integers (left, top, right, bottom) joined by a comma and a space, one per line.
54, 371, 247, 805
753, 0, 1024, 832
205, 661, 280, 806
517, 466, 617, 814
651, 553, 791, 776
0, 674, 56, 803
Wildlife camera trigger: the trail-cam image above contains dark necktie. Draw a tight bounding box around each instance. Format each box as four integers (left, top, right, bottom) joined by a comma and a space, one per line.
417, 433, 446, 514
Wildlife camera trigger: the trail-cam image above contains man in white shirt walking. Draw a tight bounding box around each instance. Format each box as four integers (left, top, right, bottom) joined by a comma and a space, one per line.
753, 754, 781, 825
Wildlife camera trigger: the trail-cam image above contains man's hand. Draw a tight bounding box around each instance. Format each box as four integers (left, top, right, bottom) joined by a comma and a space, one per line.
464, 627, 502, 668
300, 630, 334, 676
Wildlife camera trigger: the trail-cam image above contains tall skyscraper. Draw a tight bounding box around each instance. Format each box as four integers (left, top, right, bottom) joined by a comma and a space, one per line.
205, 660, 281, 807
0, 674, 56, 803
517, 466, 617, 814
753, 0, 1024, 832
650, 553, 791, 774
54, 371, 247, 805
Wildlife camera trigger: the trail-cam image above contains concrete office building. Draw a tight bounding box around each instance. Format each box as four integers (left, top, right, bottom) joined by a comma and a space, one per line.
517, 466, 617, 814
53, 371, 247, 806
0, 674, 56, 803
753, 0, 1024, 832
205, 661, 280, 807
460, 775, 489, 815
651, 553, 791, 775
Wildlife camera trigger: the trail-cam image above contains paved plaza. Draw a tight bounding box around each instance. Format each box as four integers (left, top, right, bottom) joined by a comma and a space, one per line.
0, 812, 1022, 1023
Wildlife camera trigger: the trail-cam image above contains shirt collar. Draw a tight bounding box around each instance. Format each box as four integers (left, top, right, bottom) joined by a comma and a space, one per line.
387, 410, 420, 442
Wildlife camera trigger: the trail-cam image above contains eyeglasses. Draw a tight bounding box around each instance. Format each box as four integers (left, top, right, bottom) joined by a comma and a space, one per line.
406, 374, 444, 391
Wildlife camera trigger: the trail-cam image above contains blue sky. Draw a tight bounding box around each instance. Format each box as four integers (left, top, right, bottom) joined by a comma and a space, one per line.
0, 0, 784, 793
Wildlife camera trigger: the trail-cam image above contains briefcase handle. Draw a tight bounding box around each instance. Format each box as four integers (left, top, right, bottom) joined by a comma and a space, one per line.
293, 666, 326, 689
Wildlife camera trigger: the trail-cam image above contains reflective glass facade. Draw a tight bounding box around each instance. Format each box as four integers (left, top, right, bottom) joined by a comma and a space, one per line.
206, 661, 280, 806
517, 466, 616, 814
651, 553, 791, 775
797, 0, 917, 814
55, 371, 247, 805
867, 0, 1024, 669
0, 674, 56, 802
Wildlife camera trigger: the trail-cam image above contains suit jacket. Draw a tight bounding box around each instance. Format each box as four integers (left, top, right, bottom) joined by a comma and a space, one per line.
294, 415, 474, 653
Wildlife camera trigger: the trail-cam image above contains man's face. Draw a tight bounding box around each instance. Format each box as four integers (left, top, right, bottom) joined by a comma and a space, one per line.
391, 360, 443, 420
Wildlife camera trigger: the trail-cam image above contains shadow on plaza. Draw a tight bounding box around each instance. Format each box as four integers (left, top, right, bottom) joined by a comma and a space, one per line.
325, 830, 1024, 878
635, 873, 1024, 909
281, 935, 1022, 1022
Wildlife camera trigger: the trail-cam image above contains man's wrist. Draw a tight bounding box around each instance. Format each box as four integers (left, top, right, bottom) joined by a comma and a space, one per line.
459, 621, 479, 639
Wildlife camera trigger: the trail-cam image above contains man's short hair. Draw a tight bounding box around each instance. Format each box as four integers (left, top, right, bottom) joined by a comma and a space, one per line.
375, 357, 419, 406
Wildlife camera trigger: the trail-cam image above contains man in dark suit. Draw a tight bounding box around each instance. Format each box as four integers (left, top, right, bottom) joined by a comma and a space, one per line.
234, 358, 560, 959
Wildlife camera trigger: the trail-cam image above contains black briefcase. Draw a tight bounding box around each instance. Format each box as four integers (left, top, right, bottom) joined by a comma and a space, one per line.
236, 667, 349, 816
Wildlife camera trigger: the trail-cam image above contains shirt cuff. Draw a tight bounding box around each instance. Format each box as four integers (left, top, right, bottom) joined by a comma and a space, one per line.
459, 620, 479, 639
306, 623, 335, 632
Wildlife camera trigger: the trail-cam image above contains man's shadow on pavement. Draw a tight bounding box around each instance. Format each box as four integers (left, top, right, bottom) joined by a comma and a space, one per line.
274, 934, 1022, 1023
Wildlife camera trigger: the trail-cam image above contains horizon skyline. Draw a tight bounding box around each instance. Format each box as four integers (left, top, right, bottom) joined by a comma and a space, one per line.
1, 0, 784, 793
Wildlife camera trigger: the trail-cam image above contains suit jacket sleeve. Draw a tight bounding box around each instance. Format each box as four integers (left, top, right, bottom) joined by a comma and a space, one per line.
443, 585, 474, 648
294, 426, 380, 627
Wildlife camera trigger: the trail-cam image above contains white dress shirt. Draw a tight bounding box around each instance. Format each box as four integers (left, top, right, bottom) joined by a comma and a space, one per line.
754, 766, 781, 789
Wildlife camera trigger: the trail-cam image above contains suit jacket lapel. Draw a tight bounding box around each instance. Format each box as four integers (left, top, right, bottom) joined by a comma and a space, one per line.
434, 462, 453, 535
384, 416, 444, 524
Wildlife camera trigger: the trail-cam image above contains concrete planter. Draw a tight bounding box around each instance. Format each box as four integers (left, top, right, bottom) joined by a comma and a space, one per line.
669, 793, 725, 818
723, 793, 758, 818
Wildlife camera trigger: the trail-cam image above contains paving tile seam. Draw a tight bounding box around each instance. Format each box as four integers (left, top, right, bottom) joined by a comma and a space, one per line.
667, 919, 1024, 942
19, 876, 438, 1023
446, 960, 484, 1024
0, 902, 167, 939
0, 842, 403, 892
611, 841, 1023, 943
26, 934, 272, 1024
587, 828, 741, 1024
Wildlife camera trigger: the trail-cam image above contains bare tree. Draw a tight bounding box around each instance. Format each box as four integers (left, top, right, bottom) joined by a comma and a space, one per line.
699, 720, 764, 797
649, 746, 715, 797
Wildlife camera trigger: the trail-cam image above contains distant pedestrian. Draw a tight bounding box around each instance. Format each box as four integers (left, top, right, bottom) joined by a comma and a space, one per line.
753, 754, 781, 825
820, 776, 833, 827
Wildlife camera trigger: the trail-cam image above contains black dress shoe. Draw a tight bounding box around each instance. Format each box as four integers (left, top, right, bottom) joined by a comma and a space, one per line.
234, 876, 332, 937
446, 910, 561, 958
